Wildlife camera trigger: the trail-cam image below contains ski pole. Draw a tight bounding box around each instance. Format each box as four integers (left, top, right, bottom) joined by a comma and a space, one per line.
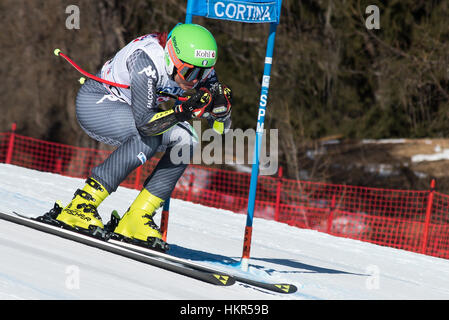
53, 48, 130, 89
54, 48, 193, 101
160, 198, 170, 242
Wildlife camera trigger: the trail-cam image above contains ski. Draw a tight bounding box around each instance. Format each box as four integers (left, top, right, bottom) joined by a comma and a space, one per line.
0, 211, 297, 294
109, 238, 298, 294
0, 211, 235, 287
106, 210, 298, 294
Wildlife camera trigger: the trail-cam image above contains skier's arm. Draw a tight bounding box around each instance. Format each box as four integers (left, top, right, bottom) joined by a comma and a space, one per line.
197, 72, 232, 134
127, 50, 171, 135
207, 82, 232, 135
128, 50, 185, 136
128, 51, 213, 136
207, 113, 232, 135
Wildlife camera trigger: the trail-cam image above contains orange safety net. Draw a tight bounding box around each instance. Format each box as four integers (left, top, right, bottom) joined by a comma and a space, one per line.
1, 129, 448, 259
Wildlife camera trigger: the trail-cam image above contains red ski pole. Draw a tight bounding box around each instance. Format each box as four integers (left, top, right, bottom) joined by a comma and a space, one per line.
54, 48, 130, 89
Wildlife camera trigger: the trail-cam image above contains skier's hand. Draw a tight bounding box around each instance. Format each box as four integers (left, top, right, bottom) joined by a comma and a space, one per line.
210, 83, 232, 119
173, 87, 213, 121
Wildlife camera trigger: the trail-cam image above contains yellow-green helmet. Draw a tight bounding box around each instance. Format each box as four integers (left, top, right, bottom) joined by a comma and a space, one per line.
165, 23, 217, 81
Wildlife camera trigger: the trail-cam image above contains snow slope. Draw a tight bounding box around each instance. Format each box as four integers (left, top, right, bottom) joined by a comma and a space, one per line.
0, 163, 448, 300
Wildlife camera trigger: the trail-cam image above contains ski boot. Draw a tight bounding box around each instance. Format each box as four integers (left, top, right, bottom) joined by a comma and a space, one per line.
112, 188, 169, 252
53, 178, 109, 237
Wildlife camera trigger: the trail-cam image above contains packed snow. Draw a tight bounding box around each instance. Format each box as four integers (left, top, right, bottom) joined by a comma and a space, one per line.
0, 163, 448, 300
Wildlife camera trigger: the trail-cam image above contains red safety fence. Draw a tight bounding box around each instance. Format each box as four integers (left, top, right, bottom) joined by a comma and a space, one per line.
1, 124, 449, 260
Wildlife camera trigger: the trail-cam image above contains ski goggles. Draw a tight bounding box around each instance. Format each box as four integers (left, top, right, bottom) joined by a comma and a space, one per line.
177, 64, 214, 82
166, 38, 214, 82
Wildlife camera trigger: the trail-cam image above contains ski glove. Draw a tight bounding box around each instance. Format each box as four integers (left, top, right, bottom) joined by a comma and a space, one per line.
209, 83, 232, 119
173, 87, 213, 121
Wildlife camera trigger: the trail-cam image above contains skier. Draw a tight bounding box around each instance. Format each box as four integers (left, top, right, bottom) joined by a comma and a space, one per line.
47, 23, 232, 251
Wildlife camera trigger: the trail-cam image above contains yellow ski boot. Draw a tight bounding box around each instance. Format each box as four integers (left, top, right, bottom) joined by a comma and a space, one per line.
113, 188, 168, 251
56, 178, 109, 233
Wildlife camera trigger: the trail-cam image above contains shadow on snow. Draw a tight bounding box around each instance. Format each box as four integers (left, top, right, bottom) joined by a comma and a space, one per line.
168, 244, 367, 276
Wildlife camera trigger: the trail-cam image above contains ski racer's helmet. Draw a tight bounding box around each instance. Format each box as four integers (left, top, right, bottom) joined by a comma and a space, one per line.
164, 23, 217, 82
